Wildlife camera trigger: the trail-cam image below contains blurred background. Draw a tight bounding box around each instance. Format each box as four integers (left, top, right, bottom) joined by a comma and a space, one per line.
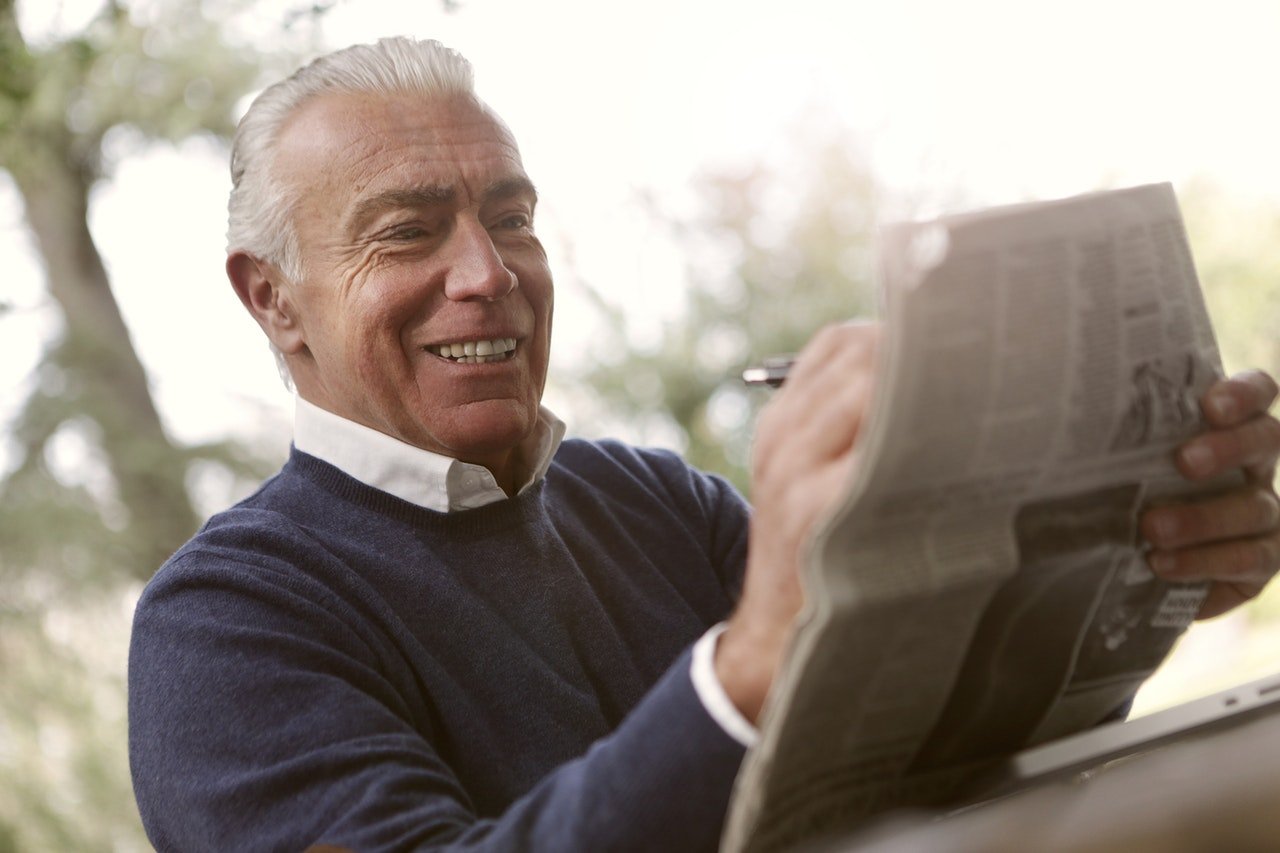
1, 0, 1278, 848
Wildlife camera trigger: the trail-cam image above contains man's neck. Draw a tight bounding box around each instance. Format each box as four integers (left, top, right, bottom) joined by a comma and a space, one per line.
291, 396, 565, 513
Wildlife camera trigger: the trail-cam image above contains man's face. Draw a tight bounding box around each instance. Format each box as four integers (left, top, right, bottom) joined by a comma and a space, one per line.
271, 91, 553, 483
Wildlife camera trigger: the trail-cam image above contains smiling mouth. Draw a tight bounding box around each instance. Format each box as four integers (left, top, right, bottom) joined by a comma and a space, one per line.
426, 337, 518, 364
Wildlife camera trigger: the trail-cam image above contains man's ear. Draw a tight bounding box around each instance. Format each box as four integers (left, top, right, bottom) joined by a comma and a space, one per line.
226, 251, 306, 355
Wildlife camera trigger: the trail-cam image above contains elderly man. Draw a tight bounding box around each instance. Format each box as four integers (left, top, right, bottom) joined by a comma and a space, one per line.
128, 37, 1280, 851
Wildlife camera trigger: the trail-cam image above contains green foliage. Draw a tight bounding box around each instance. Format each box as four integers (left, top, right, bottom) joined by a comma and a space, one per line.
572, 133, 884, 492
0, 599, 143, 852
0, 0, 287, 585
0, 1, 297, 848
0, 1, 265, 178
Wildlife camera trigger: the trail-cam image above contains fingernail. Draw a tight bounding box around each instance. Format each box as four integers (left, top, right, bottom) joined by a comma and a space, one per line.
1149, 514, 1178, 543
1149, 553, 1177, 576
1208, 392, 1237, 422
1180, 444, 1215, 476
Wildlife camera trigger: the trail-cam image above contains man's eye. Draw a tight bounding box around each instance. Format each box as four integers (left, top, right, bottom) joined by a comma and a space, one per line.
382, 225, 427, 241
494, 214, 531, 231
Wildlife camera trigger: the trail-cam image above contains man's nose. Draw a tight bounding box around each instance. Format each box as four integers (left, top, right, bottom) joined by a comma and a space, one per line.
442, 219, 518, 302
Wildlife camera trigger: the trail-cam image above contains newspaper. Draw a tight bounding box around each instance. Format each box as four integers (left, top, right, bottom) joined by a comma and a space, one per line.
722, 183, 1241, 853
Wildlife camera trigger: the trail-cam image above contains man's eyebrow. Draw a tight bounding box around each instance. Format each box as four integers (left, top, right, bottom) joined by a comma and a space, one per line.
346, 178, 537, 232
483, 176, 538, 206
348, 185, 456, 231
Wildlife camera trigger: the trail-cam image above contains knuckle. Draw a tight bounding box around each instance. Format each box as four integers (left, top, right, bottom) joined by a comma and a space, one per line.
832, 320, 879, 349
1211, 416, 1280, 469
1257, 489, 1280, 530
847, 319, 881, 347
1246, 369, 1280, 407
1258, 414, 1280, 448
812, 322, 847, 347
1223, 582, 1262, 611
1238, 418, 1280, 469
1260, 533, 1280, 574
1226, 537, 1278, 583
1198, 428, 1235, 459
1178, 501, 1216, 543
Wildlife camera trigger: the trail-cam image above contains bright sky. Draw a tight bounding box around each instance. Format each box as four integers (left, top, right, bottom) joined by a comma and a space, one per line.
4, 0, 1280, 473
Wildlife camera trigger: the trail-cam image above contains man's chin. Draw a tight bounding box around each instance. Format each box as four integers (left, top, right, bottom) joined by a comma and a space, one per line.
421, 402, 538, 467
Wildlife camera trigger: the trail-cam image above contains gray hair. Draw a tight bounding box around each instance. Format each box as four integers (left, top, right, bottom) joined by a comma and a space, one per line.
226, 37, 477, 386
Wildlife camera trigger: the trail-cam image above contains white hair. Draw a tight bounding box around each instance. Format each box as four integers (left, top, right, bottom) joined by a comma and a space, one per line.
226, 37, 477, 386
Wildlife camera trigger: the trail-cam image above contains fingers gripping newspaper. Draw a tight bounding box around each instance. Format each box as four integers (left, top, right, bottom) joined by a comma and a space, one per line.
722, 184, 1238, 853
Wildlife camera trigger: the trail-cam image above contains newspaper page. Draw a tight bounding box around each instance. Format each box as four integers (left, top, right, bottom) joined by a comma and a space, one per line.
722, 183, 1236, 853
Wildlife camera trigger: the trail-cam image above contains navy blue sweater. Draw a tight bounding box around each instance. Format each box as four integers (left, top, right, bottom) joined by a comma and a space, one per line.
129, 439, 751, 851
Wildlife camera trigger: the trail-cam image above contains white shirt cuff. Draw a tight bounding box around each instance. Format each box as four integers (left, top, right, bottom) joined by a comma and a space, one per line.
690, 623, 759, 748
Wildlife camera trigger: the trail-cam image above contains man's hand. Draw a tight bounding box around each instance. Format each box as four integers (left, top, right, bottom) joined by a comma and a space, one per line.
716, 322, 880, 723
1142, 370, 1280, 619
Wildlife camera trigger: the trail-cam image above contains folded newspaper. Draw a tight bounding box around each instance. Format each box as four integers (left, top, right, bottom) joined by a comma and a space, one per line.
722, 183, 1240, 852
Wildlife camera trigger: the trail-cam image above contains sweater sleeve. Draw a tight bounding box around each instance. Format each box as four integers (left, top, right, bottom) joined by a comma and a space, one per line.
588, 440, 751, 600
128, 546, 747, 853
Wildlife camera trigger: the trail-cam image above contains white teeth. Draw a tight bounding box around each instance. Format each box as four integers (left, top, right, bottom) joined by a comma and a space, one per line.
431, 338, 518, 361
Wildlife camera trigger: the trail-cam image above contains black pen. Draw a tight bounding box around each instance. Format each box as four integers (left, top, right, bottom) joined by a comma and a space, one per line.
741, 355, 796, 388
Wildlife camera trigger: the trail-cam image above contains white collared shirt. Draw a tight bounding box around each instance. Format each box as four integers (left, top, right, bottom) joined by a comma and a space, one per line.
292, 396, 757, 747
293, 396, 565, 511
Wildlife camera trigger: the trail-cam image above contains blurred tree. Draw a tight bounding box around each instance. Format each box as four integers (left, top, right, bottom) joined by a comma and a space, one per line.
0, 1, 311, 847
0, 0, 273, 580
569, 129, 917, 493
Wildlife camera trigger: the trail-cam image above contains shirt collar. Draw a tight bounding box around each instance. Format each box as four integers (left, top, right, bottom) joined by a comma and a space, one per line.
293, 397, 566, 512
